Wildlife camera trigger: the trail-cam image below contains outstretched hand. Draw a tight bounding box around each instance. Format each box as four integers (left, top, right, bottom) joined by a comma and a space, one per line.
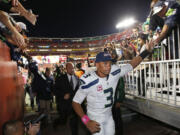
145, 39, 155, 53
24, 10, 38, 25
11, 30, 26, 49
11, 0, 19, 7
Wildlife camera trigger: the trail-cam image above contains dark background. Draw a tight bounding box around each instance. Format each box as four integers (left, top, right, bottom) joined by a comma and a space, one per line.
16, 0, 151, 38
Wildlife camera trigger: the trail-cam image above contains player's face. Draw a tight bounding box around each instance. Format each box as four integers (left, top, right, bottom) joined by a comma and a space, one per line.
96, 61, 111, 77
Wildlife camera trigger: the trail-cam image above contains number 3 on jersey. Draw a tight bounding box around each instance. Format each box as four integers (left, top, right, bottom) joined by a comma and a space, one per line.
104, 88, 113, 108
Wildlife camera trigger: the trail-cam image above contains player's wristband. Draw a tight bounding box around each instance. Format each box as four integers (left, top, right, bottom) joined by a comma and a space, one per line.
139, 50, 150, 59
81, 115, 90, 125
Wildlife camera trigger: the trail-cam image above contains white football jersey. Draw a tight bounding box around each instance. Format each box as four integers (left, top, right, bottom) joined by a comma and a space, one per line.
73, 64, 133, 120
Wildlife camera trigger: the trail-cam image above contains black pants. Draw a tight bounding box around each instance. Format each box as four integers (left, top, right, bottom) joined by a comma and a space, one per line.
55, 99, 79, 135
69, 112, 79, 135
112, 105, 123, 135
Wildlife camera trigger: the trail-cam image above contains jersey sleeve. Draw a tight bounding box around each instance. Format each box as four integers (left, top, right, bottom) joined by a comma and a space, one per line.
73, 74, 91, 104
119, 64, 133, 77
111, 64, 133, 78
73, 85, 88, 104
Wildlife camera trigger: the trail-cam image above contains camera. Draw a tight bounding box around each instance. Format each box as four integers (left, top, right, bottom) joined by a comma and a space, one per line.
24, 113, 46, 128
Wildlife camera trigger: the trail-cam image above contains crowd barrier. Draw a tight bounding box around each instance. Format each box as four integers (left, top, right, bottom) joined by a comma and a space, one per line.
119, 26, 180, 107
0, 40, 24, 135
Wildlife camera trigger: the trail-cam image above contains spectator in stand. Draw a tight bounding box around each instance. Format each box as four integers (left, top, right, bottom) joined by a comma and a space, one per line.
2, 120, 40, 135
137, 33, 152, 96
142, 18, 150, 35
137, 34, 149, 55
119, 40, 136, 60
114, 43, 123, 61
28, 64, 54, 124
132, 27, 140, 38
75, 62, 85, 78
104, 42, 118, 62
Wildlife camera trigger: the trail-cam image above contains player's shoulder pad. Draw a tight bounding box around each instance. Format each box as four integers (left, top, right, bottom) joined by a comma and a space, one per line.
111, 64, 121, 76
80, 72, 99, 89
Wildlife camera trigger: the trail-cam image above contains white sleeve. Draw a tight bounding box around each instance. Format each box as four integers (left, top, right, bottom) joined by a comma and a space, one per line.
119, 64, 133, 77
73, 85, 88, 104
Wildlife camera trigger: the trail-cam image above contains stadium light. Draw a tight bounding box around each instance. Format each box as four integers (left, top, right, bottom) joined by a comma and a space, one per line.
116, 18, 136, 29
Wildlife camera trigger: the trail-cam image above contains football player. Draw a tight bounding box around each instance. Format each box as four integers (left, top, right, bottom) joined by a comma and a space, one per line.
72, 41, 153, 135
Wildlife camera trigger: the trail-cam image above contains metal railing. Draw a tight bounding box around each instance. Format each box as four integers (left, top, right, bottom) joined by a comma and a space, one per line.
117, 26, 180, 107
152, 26, 180, 61
119, 59, 180, 107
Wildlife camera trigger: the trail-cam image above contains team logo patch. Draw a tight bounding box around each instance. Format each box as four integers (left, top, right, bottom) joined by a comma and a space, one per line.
97, 85, 103, 92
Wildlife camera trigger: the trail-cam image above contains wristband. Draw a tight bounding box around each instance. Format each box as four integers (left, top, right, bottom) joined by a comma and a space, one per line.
139, 50, 150, 59
81, 115, 90, 125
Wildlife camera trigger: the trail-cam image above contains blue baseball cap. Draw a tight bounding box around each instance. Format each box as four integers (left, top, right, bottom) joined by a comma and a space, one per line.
95, 52, 112, 63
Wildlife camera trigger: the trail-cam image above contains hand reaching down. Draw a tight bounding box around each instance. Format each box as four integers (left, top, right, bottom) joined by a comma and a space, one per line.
86, 120, 101, 133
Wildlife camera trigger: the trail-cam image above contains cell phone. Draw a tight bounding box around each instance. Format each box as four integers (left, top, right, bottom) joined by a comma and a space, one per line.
31, 113, 46, 124
24, 113, 46, 127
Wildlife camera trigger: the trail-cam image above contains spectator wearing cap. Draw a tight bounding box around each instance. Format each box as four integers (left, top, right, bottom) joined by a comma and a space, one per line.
16, 22, 29, 42
137, 33, 149, 55
119, 40, 136, 60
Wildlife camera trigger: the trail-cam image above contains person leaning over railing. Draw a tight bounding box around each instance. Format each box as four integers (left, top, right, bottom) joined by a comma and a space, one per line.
0, 10, 26, 49
149, 0, 180, 58
0, 0, 38, 25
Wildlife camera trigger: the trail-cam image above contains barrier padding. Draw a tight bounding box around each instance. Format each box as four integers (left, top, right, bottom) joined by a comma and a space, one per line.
0, 40, 24, 135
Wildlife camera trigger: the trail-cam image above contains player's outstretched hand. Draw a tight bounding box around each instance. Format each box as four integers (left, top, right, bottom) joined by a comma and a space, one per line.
145, 39, 155, 53
86, 120, 100, 133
